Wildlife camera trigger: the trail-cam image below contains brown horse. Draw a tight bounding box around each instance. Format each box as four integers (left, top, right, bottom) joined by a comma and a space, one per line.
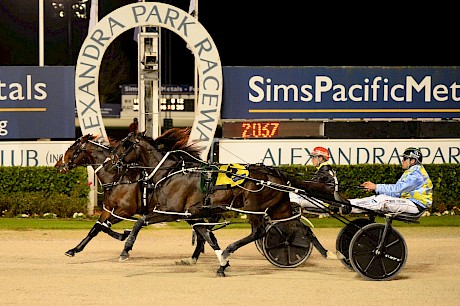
55, 130, 217, 263
111, 131, 297, 276
55, 134, 142, 256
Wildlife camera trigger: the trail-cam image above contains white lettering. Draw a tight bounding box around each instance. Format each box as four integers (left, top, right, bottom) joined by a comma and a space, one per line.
218, 139, 460, 166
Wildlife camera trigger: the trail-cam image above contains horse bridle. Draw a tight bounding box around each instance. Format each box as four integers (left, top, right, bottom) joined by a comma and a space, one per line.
61, 136, 111, 172
58, 136, 85, 173
109, 132, 140, 170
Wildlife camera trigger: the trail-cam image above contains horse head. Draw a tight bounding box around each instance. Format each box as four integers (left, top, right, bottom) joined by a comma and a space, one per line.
55, 134, 111, 174
109, 131, 142, 169
55, 135, 91, 174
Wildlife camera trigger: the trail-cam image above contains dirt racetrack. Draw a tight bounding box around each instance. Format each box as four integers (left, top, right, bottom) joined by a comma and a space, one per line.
0, 226, 459, 306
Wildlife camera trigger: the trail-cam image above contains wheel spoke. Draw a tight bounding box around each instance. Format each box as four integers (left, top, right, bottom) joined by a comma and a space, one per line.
263, 219, 313, 268
349, 223, 408, 280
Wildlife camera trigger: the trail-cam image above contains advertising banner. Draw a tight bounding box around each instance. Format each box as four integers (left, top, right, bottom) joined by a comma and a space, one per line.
217, 139, 460, 166
222, 66, 460, 119
0, 66, 75, 139
0, 141, 73, 166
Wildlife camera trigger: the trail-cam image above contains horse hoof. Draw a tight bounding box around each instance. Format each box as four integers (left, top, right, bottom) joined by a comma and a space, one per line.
119, 251, 130, 262
65, 250, 75, 257
216, 271, 226, 277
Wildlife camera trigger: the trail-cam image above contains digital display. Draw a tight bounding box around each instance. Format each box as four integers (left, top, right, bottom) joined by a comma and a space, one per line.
160, 98, 195, 112
241, 122, 280, 138
222, 121, 322, 139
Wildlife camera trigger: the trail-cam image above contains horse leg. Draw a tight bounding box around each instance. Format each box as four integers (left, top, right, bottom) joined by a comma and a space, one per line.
175, 228, 204, 265
194, 228, 220, 259
119, 216, 145, 262
176, 220, 220, 265
303, 226, 343, 259
195, 225, 231, 273
100, 222, 131, 241
304, 226, 328, 258
180, 225, 226, 267
65, 221, 103, 257
216, 225, 266, 277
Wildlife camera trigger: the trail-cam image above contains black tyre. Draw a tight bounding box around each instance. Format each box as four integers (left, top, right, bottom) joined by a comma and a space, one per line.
262, 219, 313, 268
349, 223, 407, 281
336, 218, 374, 270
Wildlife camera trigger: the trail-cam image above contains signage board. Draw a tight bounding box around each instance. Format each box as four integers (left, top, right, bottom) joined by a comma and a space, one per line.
0, 66, 75, 139
0, 141, 74, 167
222, 66, 460, 120
216, 138, 460, 166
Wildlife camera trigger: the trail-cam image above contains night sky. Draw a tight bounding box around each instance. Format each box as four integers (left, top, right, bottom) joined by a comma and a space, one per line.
1, 0, 457, 86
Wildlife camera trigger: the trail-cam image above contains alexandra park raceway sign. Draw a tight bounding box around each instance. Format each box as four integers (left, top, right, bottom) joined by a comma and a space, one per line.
217, 138, 460, 166
75, 2, 222, 160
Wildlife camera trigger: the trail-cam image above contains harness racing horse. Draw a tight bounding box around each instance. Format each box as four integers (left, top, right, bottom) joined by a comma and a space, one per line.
55, 134, 141, 256
111, 131, 301, 277
55, 130, 216, 263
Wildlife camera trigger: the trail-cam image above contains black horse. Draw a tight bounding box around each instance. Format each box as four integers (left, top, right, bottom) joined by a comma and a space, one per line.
111, 131, 314, 276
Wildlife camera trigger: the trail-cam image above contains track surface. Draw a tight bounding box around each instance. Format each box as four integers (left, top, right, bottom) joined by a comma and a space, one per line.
0, 227, 459, 305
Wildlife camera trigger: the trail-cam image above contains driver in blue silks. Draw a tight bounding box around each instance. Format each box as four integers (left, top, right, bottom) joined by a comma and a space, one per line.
349, 147, 433, 214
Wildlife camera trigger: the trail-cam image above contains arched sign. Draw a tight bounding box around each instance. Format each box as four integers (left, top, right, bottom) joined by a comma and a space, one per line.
75, 2, 222, 160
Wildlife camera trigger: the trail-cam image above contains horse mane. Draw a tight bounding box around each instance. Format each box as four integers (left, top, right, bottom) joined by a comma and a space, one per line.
157, 127, 191, 149
150, 127, 202, 158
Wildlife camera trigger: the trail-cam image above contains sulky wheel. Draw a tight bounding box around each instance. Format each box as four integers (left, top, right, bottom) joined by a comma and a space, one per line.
349, 223, 408, 281
262, 219, 313, 268
336, 218, 374, 270
254, 224, 271, 256
254, 238, 265, 256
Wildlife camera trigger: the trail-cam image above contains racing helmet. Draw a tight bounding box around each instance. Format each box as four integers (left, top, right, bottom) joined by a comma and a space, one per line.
310, 146, 330, 161
401, 147, 423, 163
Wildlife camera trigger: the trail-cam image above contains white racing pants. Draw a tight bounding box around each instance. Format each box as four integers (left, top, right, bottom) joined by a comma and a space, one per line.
289, 192, 328, 211
349, 194, 421, 214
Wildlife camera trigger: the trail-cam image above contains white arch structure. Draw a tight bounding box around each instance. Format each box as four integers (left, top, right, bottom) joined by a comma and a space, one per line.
75, 2, 222, 160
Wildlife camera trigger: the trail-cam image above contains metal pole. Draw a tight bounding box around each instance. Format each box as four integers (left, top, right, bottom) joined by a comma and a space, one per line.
152, 29, 161, 138
138, 27, 145, 133
67, 2, 73, 64
38, 0, 44, 66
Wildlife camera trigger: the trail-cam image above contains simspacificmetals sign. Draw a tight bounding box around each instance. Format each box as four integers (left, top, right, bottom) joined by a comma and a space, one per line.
222, 66, 460, 119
